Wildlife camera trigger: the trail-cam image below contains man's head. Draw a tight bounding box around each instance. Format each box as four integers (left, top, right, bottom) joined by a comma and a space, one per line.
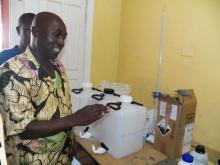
30, 12, 67, 61
16, 13, 35, 51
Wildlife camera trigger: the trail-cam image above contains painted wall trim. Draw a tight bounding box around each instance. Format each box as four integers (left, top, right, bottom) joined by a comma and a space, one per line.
1, 0, 9, 48
83, 0, 94, 83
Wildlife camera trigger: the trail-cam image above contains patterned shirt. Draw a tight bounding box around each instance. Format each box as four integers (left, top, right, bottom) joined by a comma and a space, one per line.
0, 47, 73, 165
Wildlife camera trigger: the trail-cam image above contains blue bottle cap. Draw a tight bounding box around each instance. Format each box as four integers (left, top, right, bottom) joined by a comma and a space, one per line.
182, 153, 194, 163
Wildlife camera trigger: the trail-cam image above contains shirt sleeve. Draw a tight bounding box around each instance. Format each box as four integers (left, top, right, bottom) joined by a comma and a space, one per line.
0, 67, 35, 136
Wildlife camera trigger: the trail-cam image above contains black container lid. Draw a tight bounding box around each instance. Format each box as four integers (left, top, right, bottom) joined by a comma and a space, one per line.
195, 145, 205, 154
103, 88, 114, 94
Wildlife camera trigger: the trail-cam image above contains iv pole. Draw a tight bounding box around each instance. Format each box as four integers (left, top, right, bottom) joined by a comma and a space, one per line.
156, 2, 167, 94
148, 1, 167, 138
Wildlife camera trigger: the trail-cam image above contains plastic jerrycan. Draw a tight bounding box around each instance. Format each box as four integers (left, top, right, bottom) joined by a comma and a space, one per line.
93, 95, 147, 158
71, 83, 102, 113
91, 88, 120, 105
71, 83, 102, 136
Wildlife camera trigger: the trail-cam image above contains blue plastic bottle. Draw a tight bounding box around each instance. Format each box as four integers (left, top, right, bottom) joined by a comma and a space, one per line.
178, 153, 194, 165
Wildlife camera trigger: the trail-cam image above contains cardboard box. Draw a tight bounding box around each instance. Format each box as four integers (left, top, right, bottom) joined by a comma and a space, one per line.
154, 89, 197, 159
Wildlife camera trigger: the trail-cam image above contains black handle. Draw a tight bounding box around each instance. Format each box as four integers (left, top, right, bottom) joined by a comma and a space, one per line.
113, 93, 120, 97
92, 87, 102, 92
131, 101, 143, 106
91, 94, 104, 101
72, 88, 83, 94
106, 102, 121, 110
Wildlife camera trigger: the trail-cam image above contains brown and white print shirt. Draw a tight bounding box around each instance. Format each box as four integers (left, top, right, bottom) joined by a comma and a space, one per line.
0, 47, 73, 165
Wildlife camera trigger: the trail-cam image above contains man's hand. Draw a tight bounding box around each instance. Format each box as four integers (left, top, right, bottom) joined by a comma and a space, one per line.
19, 104, 109, 139
72, 104, 109, 126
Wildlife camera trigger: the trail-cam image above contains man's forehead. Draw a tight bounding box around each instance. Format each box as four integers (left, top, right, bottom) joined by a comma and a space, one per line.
49, 20, 67, 32
20, 21, 33, 27
21, 24, 32, 28
33, 13, 67, 34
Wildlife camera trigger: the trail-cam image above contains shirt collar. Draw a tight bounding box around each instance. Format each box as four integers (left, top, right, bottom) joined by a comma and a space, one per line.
18, 47, 64, 78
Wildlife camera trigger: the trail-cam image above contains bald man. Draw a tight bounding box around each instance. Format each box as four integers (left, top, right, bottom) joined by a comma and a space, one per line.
0, 13, 35, 65
0, 12, 108, 165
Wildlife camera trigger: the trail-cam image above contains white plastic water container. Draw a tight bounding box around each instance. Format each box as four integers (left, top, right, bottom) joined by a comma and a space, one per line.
91, 88, 120, 105
99, 81, 131, 95
93, 95, 147, 158
190, 145, 208, 165
71, 83, 102, 113
178, 153, 194, 165
71, 83, 102, 136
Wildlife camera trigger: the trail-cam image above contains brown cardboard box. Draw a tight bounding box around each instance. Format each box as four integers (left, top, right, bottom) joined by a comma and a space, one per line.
154, 89, 197, 159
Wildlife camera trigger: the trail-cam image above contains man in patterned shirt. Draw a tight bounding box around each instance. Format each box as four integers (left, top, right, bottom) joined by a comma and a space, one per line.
0, 12, 108, 165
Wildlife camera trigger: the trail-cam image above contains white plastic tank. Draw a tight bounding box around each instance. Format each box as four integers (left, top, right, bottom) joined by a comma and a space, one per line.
190, 145, 208, 165
91, 88, 120, 105
71, 82, 102, 136
99, 81, 131, 95
93, 95, 147, 158
71, 83, 102, 113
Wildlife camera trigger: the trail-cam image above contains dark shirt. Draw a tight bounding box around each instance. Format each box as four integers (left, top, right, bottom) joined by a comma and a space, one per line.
0, 45, 23, 65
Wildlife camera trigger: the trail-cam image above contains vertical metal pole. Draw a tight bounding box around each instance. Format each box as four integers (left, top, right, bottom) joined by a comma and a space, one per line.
151, 1, 167, 135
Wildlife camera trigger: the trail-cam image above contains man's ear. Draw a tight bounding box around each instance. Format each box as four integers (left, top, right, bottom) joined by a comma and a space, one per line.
16, 26, 20, 35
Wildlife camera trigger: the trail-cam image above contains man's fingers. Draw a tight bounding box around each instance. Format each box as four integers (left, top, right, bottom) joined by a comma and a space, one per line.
95, 113, 105, 121
89, 104, 108, 113
93, 110, 106, 117
91, 104, 107, 109
76, 104, 110, 125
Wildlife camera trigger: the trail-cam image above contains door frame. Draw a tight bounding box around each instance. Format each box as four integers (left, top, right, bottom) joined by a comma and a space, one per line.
9, 0, 94, 83
83, 0, 94, 83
